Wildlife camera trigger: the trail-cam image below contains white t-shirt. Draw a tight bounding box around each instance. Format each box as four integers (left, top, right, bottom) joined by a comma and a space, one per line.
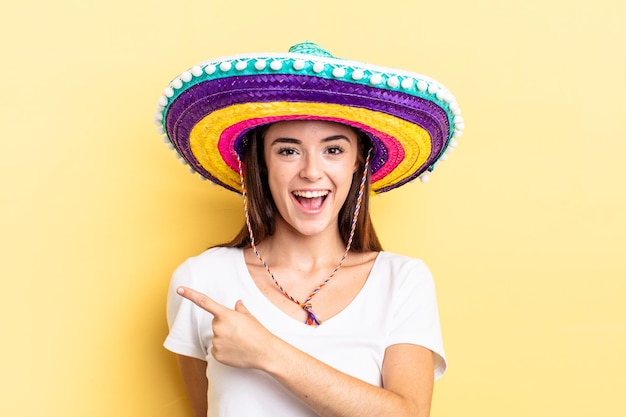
165, 247, 446, 417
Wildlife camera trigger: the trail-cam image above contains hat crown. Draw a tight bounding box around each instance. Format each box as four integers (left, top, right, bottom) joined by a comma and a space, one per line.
156, 41, 463, 192
288, 41, 334, 58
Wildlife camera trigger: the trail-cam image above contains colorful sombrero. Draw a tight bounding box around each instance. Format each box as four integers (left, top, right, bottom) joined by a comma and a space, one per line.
154, 41, 464, 193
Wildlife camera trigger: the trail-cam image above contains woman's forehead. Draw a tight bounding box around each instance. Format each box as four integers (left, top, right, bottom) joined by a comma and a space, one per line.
264, 120, 358, 142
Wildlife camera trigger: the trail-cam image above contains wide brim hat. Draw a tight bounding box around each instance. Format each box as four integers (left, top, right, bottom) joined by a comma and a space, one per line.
154, 41, 464, 193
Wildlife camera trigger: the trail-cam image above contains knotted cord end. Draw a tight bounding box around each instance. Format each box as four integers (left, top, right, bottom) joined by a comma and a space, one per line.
303, 304, 322, 327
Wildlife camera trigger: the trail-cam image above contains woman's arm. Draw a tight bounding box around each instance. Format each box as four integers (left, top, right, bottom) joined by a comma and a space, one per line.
176, 354, 208, 417
267, 339, 434, 417
177, 287, 435, 417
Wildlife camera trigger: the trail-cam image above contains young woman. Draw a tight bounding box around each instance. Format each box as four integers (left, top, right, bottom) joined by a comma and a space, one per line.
155, 41, 463, 417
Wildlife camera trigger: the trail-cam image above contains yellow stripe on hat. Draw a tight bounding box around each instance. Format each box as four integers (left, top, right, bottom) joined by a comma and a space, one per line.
189, 102, 432, 192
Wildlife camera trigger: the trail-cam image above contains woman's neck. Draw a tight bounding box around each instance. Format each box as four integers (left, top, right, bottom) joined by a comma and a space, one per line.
257, 221, 347, 272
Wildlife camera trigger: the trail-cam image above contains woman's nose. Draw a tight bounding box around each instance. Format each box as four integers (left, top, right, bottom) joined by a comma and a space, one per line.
299, 153, 323, 181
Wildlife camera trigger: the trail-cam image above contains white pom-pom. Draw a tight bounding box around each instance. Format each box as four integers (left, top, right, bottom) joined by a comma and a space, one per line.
270, 60, 282, 70
400, 78, 413, 89
449, 102, 462, 116
191, 66, 203, 77
436, 89, 446, 100
448, 139, 459, 148
189, 167, 196, 174
156, 127, 165, 135
332, 67, 346, 78
181, 71, 192, 82
205, 64, 216, 75
454, 130, 463, 138
154, 112, 163, 121
455, 123, 465, 131
171, 78, 183, 89
439, 153, 449, 161
420, 174, 430, 183
369, 73, 382, 85
387, 76, 400, 88
161, 136, 170, 143
293, 60, 305, 70
219, 61, 232, 72
153, 118, 162, 126
313, 62, 325, 73
158, 96, 168, 107
417, 80, 428, 91
351, 69, 364, 80
428, 84, 439, 95
454, 115, 464, 125
235, 61, 247, 71
198, 175, 207, 181
167, 143, 175, 150
174, 151, 182, 159
254, 59, 267, 70
164, 87, 174, 98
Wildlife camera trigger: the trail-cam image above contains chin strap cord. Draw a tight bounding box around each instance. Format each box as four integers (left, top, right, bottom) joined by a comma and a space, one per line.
237, 149, 371, 326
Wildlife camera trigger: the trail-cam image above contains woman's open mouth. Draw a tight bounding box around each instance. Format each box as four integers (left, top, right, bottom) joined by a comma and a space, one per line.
292, 190, 329, 211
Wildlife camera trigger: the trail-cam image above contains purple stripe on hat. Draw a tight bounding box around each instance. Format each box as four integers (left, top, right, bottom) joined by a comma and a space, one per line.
165, 75, 449, 178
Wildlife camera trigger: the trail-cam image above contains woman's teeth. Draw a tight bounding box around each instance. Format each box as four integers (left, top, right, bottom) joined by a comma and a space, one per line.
292, 190, 329, 210
292, 190, 329, 198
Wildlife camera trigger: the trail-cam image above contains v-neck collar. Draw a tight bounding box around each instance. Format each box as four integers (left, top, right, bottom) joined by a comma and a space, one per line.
235, 249, 384, 331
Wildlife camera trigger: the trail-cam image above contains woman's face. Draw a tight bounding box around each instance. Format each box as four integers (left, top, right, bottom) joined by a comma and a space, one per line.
263, 120, 359, 238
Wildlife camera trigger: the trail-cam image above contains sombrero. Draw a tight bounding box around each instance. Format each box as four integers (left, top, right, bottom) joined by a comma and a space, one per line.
154, 41, 463, 193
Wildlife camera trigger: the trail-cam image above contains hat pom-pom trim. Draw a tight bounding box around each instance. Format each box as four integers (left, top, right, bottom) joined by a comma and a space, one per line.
154, 42, 463, 187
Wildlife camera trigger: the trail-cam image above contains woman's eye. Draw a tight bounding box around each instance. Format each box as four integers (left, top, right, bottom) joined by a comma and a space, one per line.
277, 147, 297, 156
326, 146, 344, 155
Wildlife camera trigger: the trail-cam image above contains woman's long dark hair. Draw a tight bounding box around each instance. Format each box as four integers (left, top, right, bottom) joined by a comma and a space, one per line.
220, 124, 383, 252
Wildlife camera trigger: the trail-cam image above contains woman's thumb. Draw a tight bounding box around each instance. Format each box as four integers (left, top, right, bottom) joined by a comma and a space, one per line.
234, 299, 249, 313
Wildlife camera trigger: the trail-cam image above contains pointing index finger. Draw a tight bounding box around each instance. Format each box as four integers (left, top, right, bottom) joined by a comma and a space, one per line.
177, 286, 229, 317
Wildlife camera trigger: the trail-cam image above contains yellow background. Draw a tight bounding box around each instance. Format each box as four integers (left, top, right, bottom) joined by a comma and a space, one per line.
1, 0, 625, 416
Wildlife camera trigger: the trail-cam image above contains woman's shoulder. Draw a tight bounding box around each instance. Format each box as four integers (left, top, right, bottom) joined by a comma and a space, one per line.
177, 246, 243, 272
170, 246, 245, 290
376, 251, 429, 269
373, 251, 434, 285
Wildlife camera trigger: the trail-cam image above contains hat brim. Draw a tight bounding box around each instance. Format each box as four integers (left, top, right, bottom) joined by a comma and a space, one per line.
156, 50, 463, 192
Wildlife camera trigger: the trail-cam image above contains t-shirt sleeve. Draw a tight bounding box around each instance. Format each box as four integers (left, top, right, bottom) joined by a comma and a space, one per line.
163, 258, 209, 360
386, 259, 447, 380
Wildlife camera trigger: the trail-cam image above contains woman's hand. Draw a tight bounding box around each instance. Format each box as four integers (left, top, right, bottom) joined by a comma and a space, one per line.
176, 286, 275, 369
176, 287, 434, 417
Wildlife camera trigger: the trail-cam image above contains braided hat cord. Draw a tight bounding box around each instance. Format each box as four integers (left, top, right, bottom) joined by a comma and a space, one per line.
238, 150, 371, 326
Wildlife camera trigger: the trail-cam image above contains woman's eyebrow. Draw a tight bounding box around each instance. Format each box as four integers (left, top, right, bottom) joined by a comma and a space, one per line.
270, 137, 301, 146
270, 135, 351, 146
321, 135, 351, 143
